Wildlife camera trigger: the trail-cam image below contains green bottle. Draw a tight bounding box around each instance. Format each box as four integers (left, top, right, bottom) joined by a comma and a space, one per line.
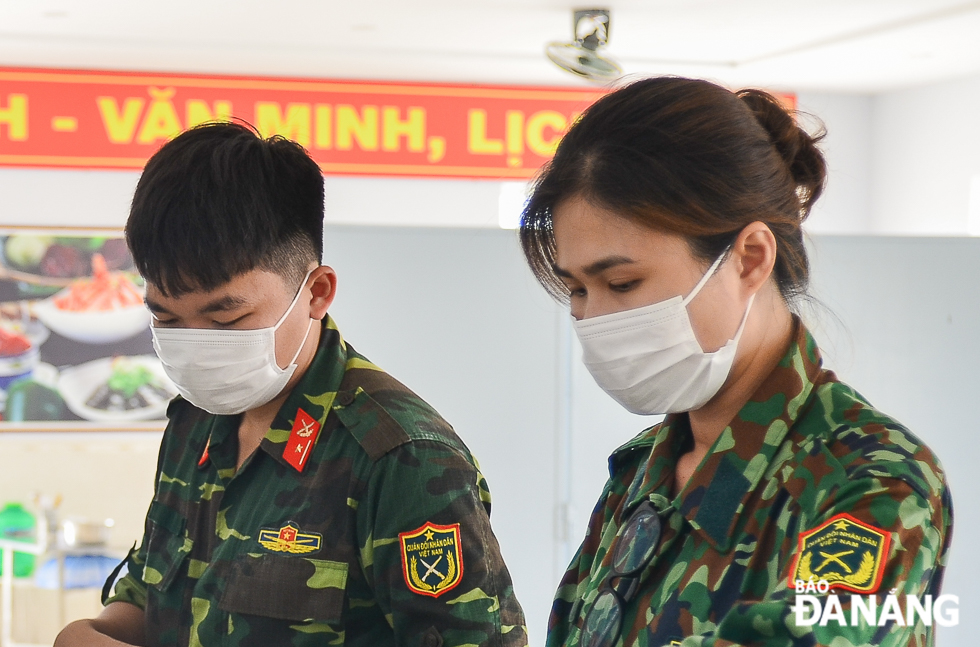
0, 502, 36, 577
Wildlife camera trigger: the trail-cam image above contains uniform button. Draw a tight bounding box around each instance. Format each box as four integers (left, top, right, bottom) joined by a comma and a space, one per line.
421, 627, 443, 647
336, 391, 355, 406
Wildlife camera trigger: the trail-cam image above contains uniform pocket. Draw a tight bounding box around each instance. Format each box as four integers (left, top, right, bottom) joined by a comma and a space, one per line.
219, 553, 348, 623
142, 500, 193, 592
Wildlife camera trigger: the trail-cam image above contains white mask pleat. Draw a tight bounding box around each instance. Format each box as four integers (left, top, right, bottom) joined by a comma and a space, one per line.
150, 269, 316, 415
573, 252, 754, 415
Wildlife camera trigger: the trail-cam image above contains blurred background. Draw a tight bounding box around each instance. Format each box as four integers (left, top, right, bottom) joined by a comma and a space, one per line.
0, 1, 978, 644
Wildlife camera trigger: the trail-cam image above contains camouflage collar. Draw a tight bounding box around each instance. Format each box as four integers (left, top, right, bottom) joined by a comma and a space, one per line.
257, 315, 349, 472
194, 316, 349, 474
613, 316, 828, 553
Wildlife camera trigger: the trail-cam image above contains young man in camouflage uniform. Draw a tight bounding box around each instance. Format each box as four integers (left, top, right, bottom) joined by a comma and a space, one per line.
55, 122, 527, 647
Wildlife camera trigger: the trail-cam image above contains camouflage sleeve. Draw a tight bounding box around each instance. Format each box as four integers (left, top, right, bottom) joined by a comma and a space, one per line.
103, 541, 149, 609
103, 434, 170, 611
356, 438, 528, 647
103, 399, 182, 611
682, 473, 953, 647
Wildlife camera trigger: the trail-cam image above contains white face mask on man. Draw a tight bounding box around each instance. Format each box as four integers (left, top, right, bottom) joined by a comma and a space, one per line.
573, 251, 753, 415
151, 270, 315, 415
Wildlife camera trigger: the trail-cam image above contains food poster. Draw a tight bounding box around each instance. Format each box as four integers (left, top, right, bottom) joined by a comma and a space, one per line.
0, 228, 175, 430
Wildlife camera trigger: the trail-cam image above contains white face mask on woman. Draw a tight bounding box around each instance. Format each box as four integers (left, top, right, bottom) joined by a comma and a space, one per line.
151, 270, 315, 415
573, 251, 753, 415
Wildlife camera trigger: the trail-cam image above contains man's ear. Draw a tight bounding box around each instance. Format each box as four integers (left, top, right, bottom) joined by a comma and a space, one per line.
308, 266, 337, 319
732, 221, 777, 297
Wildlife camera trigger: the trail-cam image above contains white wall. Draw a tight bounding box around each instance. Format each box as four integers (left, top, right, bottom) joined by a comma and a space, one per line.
771, 74, 980, 238
0, 168, 140, 229
324, 176, 503, 228
870, 73, 980, 235
797, 92, 874, 235
0, 169, 506, 230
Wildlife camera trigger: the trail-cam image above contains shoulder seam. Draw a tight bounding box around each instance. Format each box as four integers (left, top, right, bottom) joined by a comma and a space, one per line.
333, 388, 411, 462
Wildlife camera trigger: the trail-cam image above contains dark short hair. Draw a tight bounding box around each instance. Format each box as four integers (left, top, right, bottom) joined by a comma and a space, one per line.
520, 76, 827, 304
126, 121, 324, 296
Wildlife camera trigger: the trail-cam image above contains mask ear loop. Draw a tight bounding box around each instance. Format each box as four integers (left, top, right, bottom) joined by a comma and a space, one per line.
283, 319, 315, 368
681, 248, 730, 307
274, 268, 318, 369
274, 268, 317, 331
729, 293, 756, 343
688, 246, 756, 351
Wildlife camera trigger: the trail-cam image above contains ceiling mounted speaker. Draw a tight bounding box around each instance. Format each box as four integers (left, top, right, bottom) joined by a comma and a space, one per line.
546, 9, 622, 82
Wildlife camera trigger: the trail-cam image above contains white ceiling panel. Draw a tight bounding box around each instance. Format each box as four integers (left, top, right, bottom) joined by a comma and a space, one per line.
0, 0, 979, 92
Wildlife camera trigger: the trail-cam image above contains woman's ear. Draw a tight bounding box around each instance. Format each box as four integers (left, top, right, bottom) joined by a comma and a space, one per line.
732, 222, 777, 296
308, 266, 337, 320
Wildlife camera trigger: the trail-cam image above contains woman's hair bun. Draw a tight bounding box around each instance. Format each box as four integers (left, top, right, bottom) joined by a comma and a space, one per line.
737, 89, 827, 218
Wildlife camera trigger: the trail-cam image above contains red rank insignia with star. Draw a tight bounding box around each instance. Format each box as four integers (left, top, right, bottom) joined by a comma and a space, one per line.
283, 408, 321, 473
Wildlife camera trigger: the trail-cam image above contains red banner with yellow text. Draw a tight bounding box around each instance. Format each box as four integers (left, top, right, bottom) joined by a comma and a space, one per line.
0, 67, 613, 179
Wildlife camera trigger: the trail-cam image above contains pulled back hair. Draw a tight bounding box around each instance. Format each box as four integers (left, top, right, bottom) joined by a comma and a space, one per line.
126, 121, 324, 297
520, 76, 827, 304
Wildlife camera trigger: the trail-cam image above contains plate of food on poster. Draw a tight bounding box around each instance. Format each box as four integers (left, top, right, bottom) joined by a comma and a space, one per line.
32, 252, 150, 344
58, 355, 177, 422
0, 230, 174, 428
0, 234, 135, 298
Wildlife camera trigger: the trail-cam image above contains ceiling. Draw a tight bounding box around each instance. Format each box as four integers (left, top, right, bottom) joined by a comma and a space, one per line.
1, 0, 980, 93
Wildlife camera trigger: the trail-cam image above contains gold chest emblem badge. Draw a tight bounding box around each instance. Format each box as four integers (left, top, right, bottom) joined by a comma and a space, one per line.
258, 522, 322, 555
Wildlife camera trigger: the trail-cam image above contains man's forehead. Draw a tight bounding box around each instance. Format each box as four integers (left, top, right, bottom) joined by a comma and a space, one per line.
145, 269, 288, 310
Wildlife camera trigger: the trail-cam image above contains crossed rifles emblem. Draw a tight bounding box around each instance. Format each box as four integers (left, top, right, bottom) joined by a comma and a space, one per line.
816, 549, 854, 573
296, 417, 317, 438
419, 555, 446, 582
293, 417, 318, 453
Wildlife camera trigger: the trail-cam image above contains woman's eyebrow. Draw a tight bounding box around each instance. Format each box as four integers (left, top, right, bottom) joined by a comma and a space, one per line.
553, 255, 637, 278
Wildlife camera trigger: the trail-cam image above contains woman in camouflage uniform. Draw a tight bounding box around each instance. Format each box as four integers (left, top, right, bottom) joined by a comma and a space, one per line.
520, 77, 952, 647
